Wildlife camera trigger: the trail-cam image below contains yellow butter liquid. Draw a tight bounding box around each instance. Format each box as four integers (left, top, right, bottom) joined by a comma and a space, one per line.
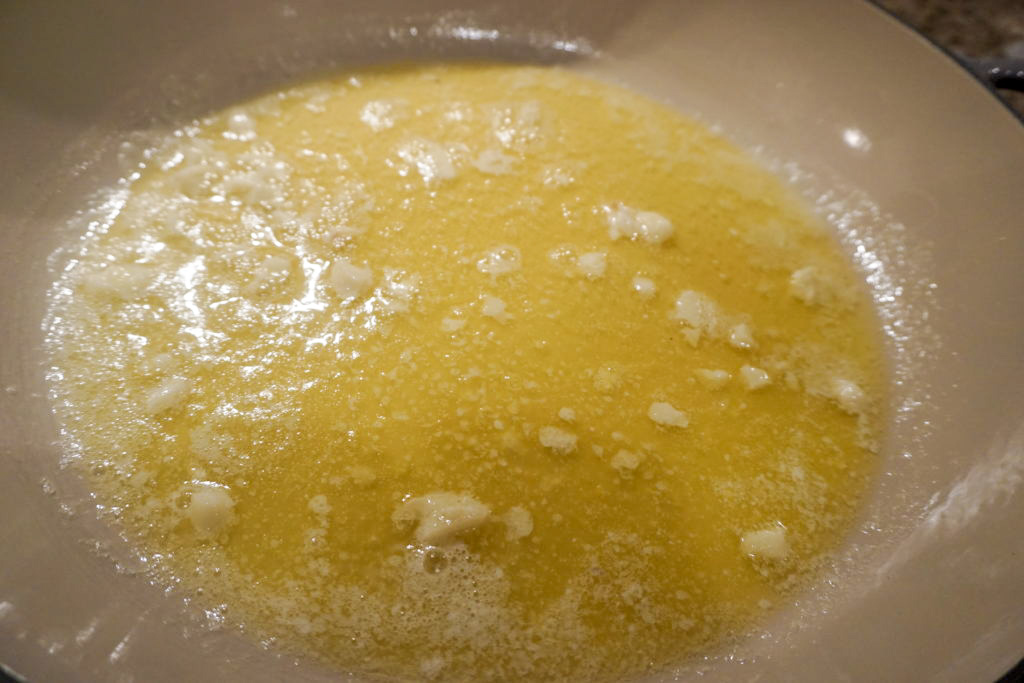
46, 64, 883, 681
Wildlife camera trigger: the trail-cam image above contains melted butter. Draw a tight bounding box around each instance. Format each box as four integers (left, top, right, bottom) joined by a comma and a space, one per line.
46, 64, 884, 681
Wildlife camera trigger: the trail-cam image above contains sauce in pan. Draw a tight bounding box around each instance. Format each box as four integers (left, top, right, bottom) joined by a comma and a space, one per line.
46, 64, 883, 681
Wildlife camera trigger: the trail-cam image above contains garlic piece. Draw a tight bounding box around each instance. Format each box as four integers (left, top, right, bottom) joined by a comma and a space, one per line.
605, 204, 674, 245
740, 526, 790, 561
329, 258, 373, 300
538, 426, 578, 454
648, 401, 689, 428
187, 482, 236, 537
576, 251, 607, 279
393, 492, 491, 545
145, 377, 192, 415
694, 369, 731, 390
739, 365, 771, 391
631, 276, 657, 298
502, 506, 534, 540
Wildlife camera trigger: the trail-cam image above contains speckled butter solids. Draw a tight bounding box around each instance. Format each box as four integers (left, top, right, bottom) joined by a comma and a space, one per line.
45, 64, 884, 681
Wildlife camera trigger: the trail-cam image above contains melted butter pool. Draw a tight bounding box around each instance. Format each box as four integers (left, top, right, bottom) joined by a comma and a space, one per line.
46, 64, 884, 681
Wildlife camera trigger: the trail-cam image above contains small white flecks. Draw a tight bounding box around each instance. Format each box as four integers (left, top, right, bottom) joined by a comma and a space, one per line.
189, 423, 225, 464
502, 506, 534, 540
145, 377, 192, 415
593, 366, 621, 392
694, 368, 731, 390
576, 251, 607, 279
327, 224, 365, 246
420, 655, 446, 680
348, 465, 376, 486
187, 482, 236, 538
546, 245, 577, 274
441, 317, 466, 332
224, 111, 257, 141
220, 159, 291, 206
728, 323, 756, 350
538, 426, 578, 454
670, 290, 720, 346
396, 138, 456, 183
141, 353, 175, 375
242, 254, 291, 295
827, 378, 866, 415
307, 494, 331, 515
79, 264, 152, 300
472, 149, 517, 175
541, 165, 576, 187
789, 266, 833, 306
648, 402, 689, 428
328, 257, 373, 300
611, 449, 642, 476
605, 204, 674, 245
631, 276, 657, 298
480, 295, 508, 320
558, 407, 576, 423
360, 99, 404, 131
739, 365, 771, 391
392, 492, 491, 545
740, 526, 790, 561
491, 100, 543, 149
476, 245, 522, 276
377, 269, 420, 313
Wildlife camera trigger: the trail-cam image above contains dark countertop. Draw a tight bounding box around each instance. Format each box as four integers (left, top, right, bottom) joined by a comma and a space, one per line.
876, 0, 1024, 115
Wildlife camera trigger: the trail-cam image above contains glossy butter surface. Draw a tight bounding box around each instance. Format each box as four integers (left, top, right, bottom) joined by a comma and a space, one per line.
46, 65, 883, 681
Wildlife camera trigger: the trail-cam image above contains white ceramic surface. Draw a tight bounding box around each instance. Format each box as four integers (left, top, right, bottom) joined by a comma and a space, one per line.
1, 1, 1022, 681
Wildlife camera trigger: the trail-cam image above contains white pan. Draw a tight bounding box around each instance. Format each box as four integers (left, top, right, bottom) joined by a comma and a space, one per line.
1, 1, 1022, 681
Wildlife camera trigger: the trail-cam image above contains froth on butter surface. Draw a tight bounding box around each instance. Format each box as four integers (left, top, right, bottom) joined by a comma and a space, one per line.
45, 63, 884, 682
